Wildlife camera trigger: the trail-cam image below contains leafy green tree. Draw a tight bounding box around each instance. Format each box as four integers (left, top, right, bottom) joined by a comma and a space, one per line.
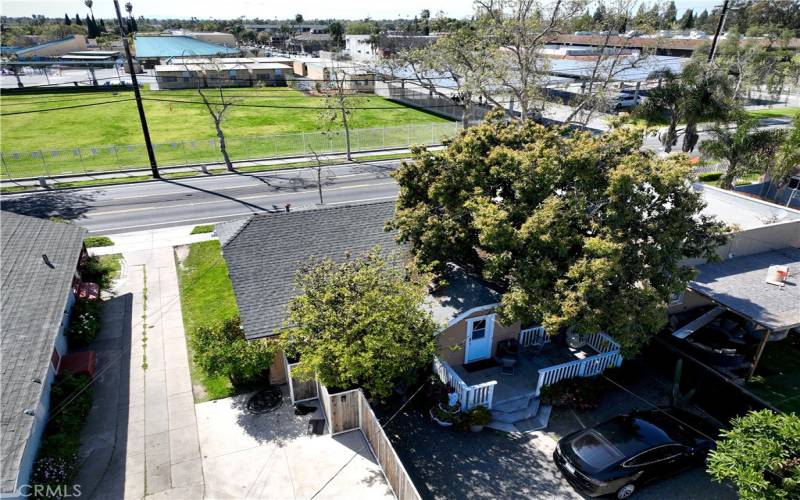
678, 9, 694, 30
390, 111, 728, 356
75, 13, 82, 26
708, 410, 800, 499
662, 1, 677, 28
766, 114, 800, 193
191, 316, 276, 386
328, 21, 344, 49
637, 61, 736, 152
700, 114, 785, 189
64, 13, 72, 25
696, 9, 709, 29
283, 249, 437, 399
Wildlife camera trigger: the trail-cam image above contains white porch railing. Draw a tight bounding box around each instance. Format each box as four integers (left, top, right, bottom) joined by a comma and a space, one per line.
519, 325, 549, 347
433, 357, 497, 410
534, 332, 623, 396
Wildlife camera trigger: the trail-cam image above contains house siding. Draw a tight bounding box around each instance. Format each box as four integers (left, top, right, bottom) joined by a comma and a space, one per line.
436, 307, 521, 367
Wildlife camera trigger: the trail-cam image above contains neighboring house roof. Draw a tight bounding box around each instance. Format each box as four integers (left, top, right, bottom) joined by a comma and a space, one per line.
0, 212, 86, 494
425, 263, 502, 326
217, 202, 400, 340
688, 247, 800, 331
699, 185, 800, 230
291, 33, 332, 42
133, 35, 240, 58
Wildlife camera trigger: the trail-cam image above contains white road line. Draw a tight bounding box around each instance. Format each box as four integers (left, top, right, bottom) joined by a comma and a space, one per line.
87, 196, 398, 233
88, 181, 397, 216
108, 171, 389, 200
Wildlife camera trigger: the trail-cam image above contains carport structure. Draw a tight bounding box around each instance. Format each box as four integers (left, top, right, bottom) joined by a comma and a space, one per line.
687, 247, 800, 379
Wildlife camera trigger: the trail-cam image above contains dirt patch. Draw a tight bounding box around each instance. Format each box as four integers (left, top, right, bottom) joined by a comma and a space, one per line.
173, 244, 190, 266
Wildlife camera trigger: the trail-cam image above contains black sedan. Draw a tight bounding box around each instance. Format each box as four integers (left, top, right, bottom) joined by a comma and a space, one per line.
553, 408, 717, 498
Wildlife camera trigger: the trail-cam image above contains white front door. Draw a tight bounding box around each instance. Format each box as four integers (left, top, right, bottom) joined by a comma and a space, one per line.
465, 314, 495, 363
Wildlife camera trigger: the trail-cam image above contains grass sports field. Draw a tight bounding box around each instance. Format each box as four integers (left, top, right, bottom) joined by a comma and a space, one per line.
0, 87, 453, 178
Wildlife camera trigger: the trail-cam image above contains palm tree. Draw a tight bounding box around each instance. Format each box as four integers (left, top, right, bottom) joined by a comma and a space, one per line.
84, 0, 94, 17
125, 2, 132, 15
637, 61, 735, 153
700, 115, 784, 190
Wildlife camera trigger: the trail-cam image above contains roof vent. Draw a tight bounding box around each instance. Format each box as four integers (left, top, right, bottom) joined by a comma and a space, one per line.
23, 409, 35, 416
766, 265, 789, 287
31, 377, 41, 384
42, 254, 54, 269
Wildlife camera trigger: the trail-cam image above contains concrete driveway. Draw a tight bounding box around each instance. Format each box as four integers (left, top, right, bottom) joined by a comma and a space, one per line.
195, 391, 394, 499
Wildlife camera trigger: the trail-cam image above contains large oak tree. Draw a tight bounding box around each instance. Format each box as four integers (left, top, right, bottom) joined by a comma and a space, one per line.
390, 111, 728, 355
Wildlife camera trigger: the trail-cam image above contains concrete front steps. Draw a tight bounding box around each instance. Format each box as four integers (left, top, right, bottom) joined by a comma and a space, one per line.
486, 391, 552, 434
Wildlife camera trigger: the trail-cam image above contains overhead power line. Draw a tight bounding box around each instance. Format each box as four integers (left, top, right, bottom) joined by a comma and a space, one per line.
0, 98, 135, 116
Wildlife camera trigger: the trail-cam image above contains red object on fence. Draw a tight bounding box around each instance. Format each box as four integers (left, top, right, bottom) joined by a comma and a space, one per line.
77, 282, 100, 300
58, 351, 96, 378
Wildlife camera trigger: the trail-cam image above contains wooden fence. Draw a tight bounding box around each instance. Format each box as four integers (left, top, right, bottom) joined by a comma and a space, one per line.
318, 385, 361, 435
358, 391, 423, 500
286, 358, 318, 404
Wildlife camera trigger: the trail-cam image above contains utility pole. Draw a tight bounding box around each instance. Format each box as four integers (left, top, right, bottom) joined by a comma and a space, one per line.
708, 0, 731, 63
113, 0, 159, 178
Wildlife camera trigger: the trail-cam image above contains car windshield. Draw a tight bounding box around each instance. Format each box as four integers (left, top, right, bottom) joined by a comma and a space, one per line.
571, 430, 625, 472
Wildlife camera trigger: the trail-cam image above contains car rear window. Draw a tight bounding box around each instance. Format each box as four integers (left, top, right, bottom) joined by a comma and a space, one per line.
571, 431, 625, 471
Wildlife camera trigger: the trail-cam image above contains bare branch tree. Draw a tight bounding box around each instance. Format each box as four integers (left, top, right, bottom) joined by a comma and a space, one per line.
317, 61, 366, 161
184, 57, 239, 172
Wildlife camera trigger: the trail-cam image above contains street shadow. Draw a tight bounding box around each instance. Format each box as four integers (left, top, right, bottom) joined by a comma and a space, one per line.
160, 179, 274, 214
0, 189, 95, 220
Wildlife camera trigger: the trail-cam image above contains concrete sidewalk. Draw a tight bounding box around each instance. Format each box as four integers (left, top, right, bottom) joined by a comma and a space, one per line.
89, 225, 216, 256
76, 245, 204, 499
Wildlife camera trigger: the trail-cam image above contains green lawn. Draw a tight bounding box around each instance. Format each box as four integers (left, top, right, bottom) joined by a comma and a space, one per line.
746, 107, 800, 120
747, 334, 800, 413
1, 88, 453, 178
174, 240, 239, 402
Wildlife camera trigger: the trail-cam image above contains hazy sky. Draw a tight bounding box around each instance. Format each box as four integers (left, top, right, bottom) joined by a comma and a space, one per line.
2, 0, 723, 20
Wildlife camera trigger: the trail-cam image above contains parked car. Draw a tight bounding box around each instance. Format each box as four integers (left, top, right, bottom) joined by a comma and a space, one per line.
553, 408, 717, 498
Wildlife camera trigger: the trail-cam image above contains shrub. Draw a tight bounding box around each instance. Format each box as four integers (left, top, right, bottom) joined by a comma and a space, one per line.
540, 375, 610, 410
80, 254, 121, 290
190, 224, 214, 235
31, 373, 92, 494
698, 172, 723, 182
191, 315, 275, 386
67, 298, 100, 346
708, 410, 800, 500
84, 236, 114, 248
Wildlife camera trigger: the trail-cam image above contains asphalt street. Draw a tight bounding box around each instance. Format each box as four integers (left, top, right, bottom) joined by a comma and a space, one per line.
0, 117, 792, 235
0, 159, 401, 234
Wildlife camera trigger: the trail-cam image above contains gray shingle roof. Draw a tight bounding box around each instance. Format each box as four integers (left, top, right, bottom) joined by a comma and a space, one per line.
689, 247, 800, 331
425, 263, 502, 326
1, 212, 86, 493
218, 202, 400, 340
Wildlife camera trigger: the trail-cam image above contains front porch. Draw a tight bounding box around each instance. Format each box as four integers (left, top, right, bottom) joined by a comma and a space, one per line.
433, 329, 623, 432
452, 342, 596, 407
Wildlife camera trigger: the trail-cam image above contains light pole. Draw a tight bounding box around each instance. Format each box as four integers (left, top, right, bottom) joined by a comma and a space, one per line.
113, 0, 159, 178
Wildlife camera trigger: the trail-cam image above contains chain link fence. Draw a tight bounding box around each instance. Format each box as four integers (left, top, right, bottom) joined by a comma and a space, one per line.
0, 122, 460, 181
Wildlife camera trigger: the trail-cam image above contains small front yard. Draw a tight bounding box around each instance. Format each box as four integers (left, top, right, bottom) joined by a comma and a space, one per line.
175, 239, 239, 402
746, 334, 800, 413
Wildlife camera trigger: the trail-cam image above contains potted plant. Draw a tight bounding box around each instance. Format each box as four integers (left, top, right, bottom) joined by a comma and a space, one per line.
468, 405, 491, 432
430, 403, 459, 427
